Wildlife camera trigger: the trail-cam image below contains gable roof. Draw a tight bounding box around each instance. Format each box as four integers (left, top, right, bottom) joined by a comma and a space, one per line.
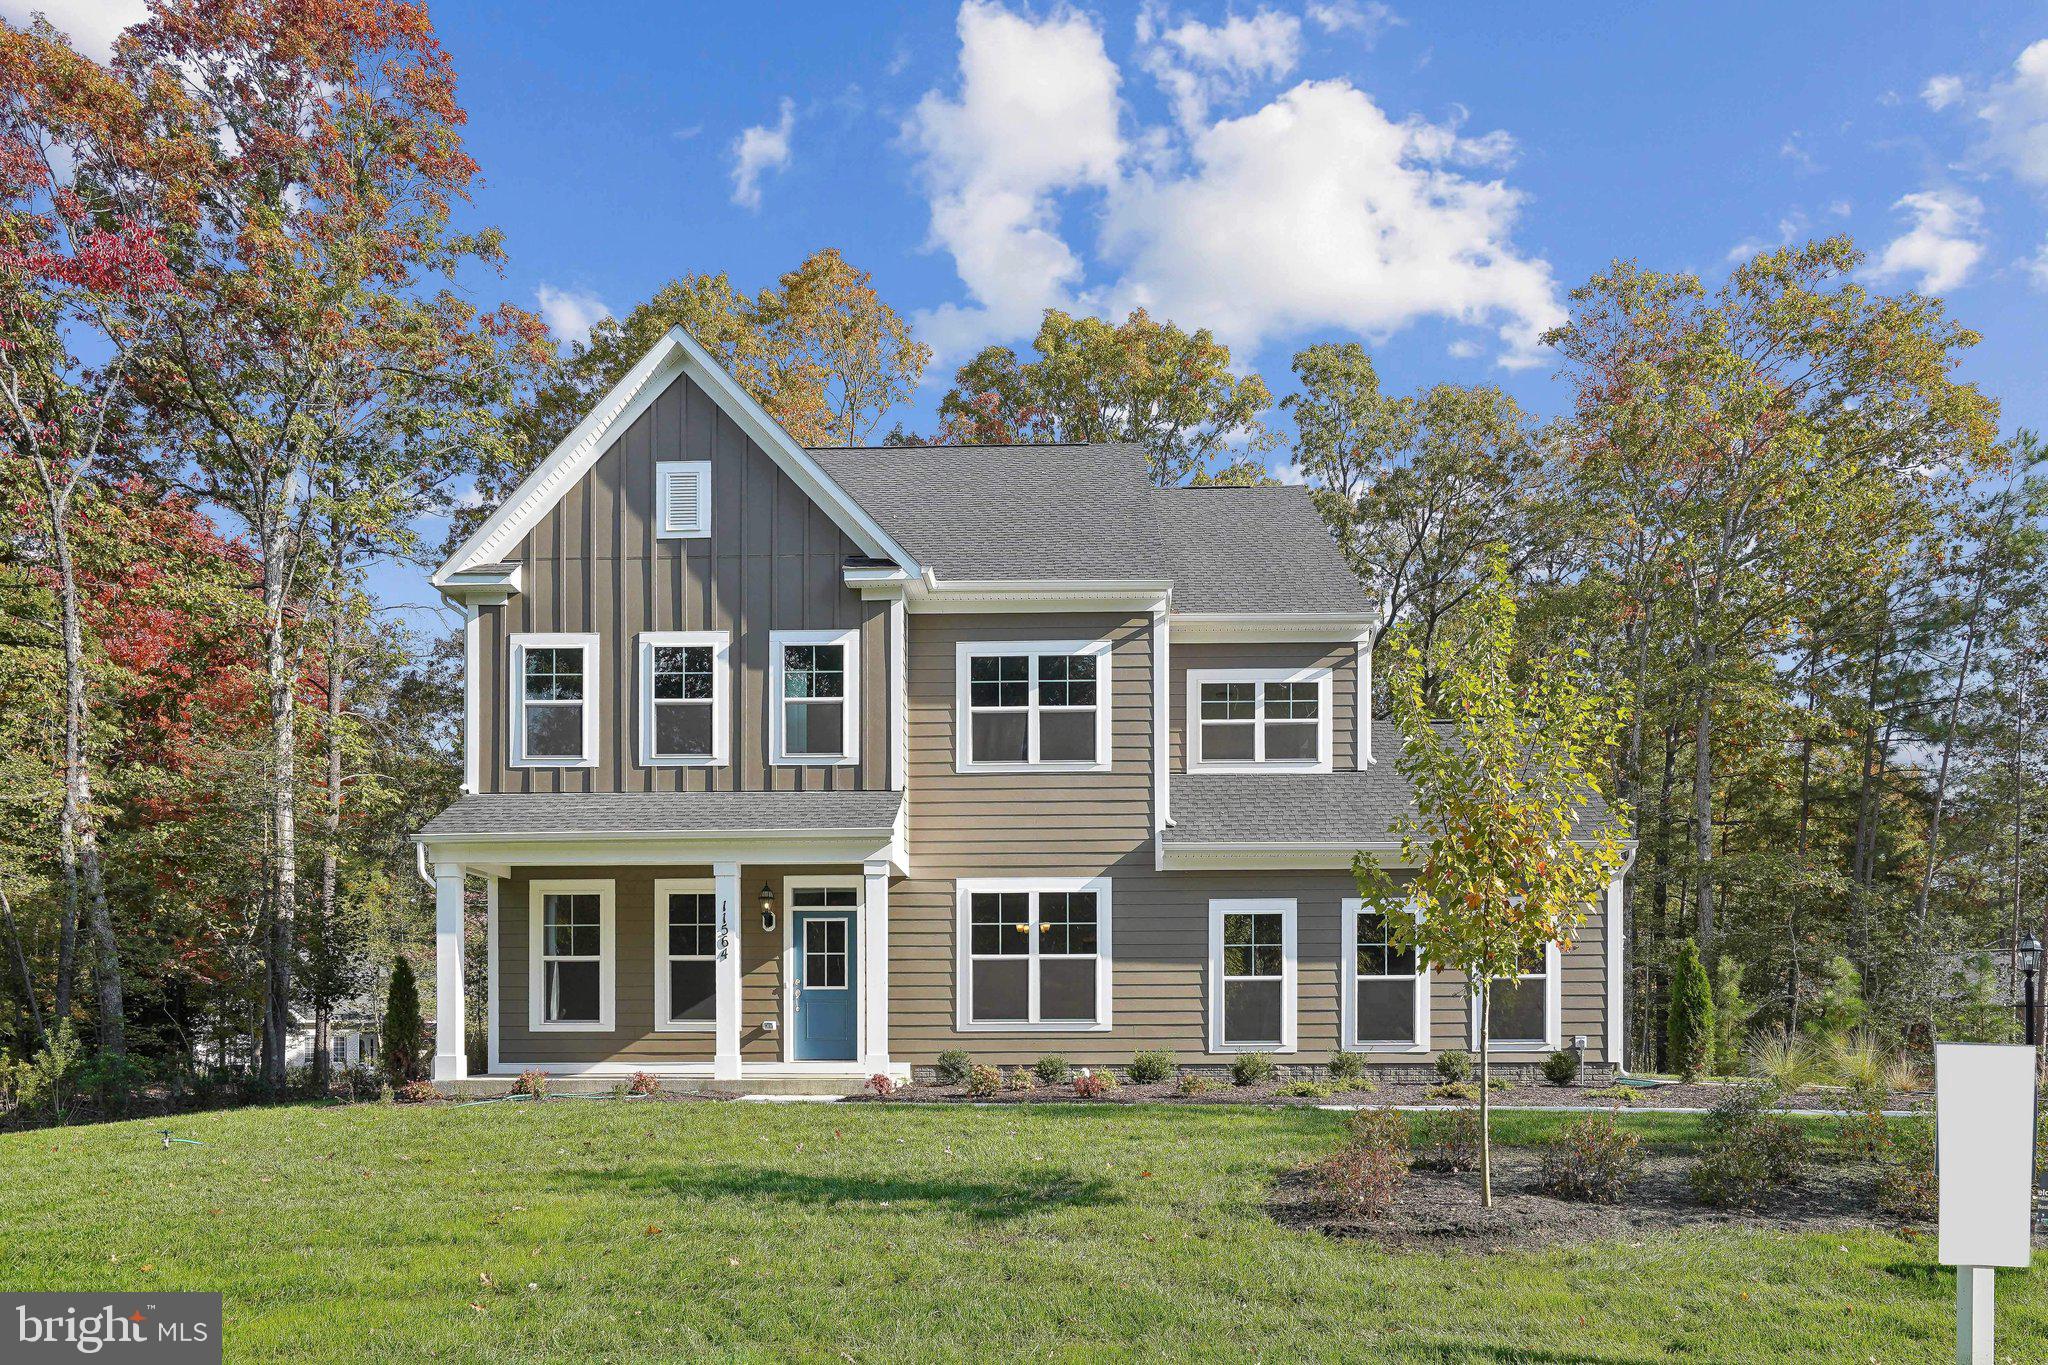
810, 442, 1370, 615
433, 327, 919, 589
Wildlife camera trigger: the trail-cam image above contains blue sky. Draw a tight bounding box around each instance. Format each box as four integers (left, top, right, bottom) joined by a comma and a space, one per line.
25, 0, 2048, 628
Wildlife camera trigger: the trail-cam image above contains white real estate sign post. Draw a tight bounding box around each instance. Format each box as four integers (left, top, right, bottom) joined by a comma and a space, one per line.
1935, 1042, 2037, 1365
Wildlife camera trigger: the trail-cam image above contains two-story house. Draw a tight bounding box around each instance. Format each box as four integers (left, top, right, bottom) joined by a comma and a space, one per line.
414, 327, 1628, 1086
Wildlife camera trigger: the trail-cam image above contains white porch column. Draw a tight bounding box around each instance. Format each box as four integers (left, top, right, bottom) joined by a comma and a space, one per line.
713, 861, 743, 1080
432, 863, 467, 1081
862, 859, 892, 1075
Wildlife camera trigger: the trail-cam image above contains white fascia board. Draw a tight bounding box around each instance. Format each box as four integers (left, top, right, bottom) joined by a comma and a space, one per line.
1156, 841, 1411, 871
910, 571, 1174, 615
433, 327, 920, 585
1170, 612, 1376, 644
414, 830, 901, 870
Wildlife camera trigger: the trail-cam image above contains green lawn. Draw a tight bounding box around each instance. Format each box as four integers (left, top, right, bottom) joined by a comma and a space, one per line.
0, 1101, 2039, 1362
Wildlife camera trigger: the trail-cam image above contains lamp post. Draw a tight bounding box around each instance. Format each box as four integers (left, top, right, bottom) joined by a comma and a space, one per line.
2021, 932, 2041, 1047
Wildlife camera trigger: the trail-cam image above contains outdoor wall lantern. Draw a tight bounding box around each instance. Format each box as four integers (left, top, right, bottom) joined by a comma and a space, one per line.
759, 881, 777, 934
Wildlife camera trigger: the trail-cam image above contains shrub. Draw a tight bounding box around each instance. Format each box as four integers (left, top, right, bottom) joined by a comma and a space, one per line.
1411, 1106, 1481, 1171
1127, 1050, 1176, 1084
1177, 1073, 1216, 1096
1231, 1052, 1276, 1086
865, 1074, 896, 1098
965, 1063, 1002, 1098
1539, 1113, 1643, 1202
1746, 1031, 1818, 1092
18, 1022, 79, 1122
1005, 1068, 1038, 1092
1072, 1071, 1109, 1098
1802, 954, 1867, 1046
77, 1051, 153, 1113
1692, 1081, 1811, 1207
1328, 1050, 1367, 1082
1426, 1081, 1479, 1103
1434, 1049, 1472, 1084
1712, 955, 1756, 1076
1033, 1055, 1071, 1085
1876, 1120, 1937, 1221
1585, 1084, 1639, 1104
627, 1071, 662, 1097
510, 1068, 548, 1099
1542, 1048, 1581, 1087
1315, 1109, 1409, 1217
1278, 1080, 1334, 1099
383, 957, 424, 1084
1666, 939, 1715, 1081
395, 1079, 440, 1104
934, 1050, 973, 1087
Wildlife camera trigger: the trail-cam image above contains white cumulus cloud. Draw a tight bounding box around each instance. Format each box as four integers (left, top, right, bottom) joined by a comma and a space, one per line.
730, 98, 796, 211
534, 285, 610, 346
1921, 73, 1965, 110
1138, 3, 1301, 129
2024, 238, 2048, 290
906, 1, 1560, 369
0, 0, 146, 60
1925, 39, 2048, 191
1307, 0, 1400, 40
1866, 189, 1984, 293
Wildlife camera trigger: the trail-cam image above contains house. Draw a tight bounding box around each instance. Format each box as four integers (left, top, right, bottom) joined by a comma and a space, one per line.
413, 327, 1629, 1086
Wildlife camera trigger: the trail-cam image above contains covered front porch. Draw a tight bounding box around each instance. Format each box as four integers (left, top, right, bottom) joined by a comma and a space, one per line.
412, 792, 907, 1085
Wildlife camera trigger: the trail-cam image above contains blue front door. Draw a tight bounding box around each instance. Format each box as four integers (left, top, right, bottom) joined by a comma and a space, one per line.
792, 909, 857, 1060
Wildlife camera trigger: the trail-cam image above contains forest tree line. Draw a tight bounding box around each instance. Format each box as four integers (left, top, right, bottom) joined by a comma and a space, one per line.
0, 1, 2037, 1090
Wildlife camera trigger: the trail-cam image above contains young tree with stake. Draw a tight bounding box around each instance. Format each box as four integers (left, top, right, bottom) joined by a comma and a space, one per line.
1357, 552, 1632, 1206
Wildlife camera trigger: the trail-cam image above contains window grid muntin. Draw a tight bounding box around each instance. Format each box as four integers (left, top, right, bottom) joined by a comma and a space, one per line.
1354, 907, 1419, 979
965, 888, 1101, 1023
965, 648, 1102, 766
803, 917, 849, 989
782, 642, 847, 757
1194, 673, 1326, 767
540, 892, 603, 1024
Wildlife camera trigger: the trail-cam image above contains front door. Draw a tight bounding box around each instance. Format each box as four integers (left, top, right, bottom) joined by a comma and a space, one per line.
791, 908, 857, 1060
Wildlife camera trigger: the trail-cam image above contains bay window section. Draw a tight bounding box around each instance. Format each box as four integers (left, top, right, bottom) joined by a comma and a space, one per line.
653, 880, 719, 1031
510, 634, 599, 767
1344, 898, 1429, 1051
638, 632, 729, 767
771, 628, 860, 766
1187, 668, 1332, 772
956, 640, 1111, 771
956, 879, 1112, 1030
1208, 899, 1297, 1051
528, 879, 614, 1032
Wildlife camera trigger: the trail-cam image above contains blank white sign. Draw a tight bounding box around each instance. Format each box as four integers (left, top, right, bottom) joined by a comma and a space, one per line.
1936, 1043, 2038, 1268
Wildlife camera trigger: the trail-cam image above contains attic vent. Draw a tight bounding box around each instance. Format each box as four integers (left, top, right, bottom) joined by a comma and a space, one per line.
656, 461, 711, 538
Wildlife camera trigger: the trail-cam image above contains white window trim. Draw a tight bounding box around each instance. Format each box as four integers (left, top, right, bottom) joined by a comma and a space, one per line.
654, 459, 711, 539
1207, 898, 1297, 1053
953, 876, 1114, 1033
1467, 940, 1562, 1052
527, 878, 615, 1033
509, 632, 600, 769
770, 627, 861, 767
637, 631, 730, 768
1186, 666, 1334, 773
953, 638, 1114, 774
652, 877, 718, 1033
1341, 897, 1431, 1054
780, 874, 867, 1063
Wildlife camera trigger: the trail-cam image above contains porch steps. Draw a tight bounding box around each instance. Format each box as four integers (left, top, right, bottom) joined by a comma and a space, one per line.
436, 1074, 865, 1100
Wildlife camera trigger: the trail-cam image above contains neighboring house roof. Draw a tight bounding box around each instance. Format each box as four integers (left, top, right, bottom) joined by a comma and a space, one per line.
419, 791, 903, 839
809, 442, 1370, 615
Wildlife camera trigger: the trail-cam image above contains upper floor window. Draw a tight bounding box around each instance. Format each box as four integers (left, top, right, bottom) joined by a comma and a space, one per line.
510, 633, 599, 768
637, 631, 729, 767
655, 461, 711, 538
771, 627, 860, 766
954, 878, 1113, 1031
1186, 667, 1332, 773
954, 639, 1113, 772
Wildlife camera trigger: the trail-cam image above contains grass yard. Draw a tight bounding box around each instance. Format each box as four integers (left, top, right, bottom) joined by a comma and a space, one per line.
1, 1101, 2041, 1362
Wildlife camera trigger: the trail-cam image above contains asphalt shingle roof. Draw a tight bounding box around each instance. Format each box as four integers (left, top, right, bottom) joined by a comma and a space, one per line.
808, 442, 1370, 615
418, 791, 902, 839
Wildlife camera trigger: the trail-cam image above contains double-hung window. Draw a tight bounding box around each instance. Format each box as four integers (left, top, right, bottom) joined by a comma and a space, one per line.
653, 879, 719, 1031
955, 640, 1112, 771
638, 631, 729, 766
955, 878, 1112, 1030
1343, 898, 1430, 1051
1208, 899, 1297, 1051
1475, 943, 1558, 1050
510, 634, 600, 767
771, 628, 860, 766
1186, 668, 1332, 771
528, 879, 614, 1032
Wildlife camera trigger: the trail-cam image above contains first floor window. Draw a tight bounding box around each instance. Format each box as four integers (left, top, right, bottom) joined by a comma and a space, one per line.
656, 883, 718, 1028
773, 629, 860, 764
1485, 947, 1552, 1045
1347, 900, 1426, 1048
957, 879, 1111, 1028
1188, 669, 1331, 770
958, 640, 1110, 769
512, 634, 599, 766
529, 880, 614, 1031
639, 632, 728, 766
1210, 899, 1296, 1050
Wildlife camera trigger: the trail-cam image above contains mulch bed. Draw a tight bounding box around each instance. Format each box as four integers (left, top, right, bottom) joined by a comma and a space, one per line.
1268, 1149, 1922, 1251
853, 1078, 1930, 1110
